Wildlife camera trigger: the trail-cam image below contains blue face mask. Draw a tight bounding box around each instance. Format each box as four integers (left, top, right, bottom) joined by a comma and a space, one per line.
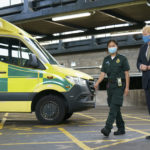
108, 47, 117, 54
142, 35, 150, 43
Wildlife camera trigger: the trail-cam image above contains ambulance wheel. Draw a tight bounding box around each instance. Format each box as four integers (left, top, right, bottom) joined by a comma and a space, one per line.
35, 94, 65, 125
64, 112, 73, 120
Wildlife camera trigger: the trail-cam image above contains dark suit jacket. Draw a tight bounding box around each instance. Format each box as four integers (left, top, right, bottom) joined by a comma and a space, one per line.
137, 43, 150, 89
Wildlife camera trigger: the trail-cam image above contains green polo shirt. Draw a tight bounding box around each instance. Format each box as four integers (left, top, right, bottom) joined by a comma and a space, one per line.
101, 54, 130, 80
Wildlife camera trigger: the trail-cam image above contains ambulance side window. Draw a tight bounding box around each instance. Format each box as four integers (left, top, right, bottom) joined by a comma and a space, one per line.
0, 38, 9, 63
10, 38, 21, 66
20, 41, 45, 69
0, 37, 21, 65
19, 41, 35, 67
0, 37, 35, 68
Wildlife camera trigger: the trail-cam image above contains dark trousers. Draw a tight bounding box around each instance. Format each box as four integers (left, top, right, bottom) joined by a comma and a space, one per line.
105, 103, 125, 131
145, 88, 150, 114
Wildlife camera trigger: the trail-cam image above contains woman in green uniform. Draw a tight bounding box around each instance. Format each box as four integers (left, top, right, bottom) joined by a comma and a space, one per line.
94, 40, 130, 137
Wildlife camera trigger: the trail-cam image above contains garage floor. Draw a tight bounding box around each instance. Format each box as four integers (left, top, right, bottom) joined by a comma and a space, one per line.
0, 107, 150, 150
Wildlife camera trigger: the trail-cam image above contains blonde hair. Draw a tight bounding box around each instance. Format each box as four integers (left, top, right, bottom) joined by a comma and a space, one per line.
142, 25, 150, 34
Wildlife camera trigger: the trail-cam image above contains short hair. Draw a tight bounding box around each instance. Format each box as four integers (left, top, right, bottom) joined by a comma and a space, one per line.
142, 25, 150, 34
107, 40, 118, 47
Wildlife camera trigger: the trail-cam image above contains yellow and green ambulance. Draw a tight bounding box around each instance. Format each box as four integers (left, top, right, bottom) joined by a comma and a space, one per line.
0, 18, 95, 124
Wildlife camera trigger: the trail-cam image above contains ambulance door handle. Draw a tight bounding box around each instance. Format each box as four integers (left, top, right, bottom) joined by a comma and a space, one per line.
0, 71, 7, 74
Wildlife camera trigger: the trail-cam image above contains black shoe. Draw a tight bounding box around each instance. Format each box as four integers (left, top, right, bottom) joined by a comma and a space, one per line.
114, 130, 125, 135
146, 136, 150, 139
101, 128, 111, 137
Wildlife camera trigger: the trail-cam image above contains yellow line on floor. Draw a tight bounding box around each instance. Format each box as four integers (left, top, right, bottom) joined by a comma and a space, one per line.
0, 113, 8, 130
77, 113, 150, 149
79, 123, 150, 127
93, 136, 145, 150
0, 141, 73, 146
0, 139, 130, 146
126, 127, 150, 136
34, 125, 67, 128
76, 113, 98, 120
76, 113, 150, 123
123, 114, 150, 122
15, 129, 150, 135
9, 127, 32, 131
17, 131, 98, 135
58, 128, 92, 150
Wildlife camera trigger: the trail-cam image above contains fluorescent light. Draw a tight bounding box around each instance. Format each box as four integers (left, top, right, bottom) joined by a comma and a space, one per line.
111, 31, 142, 37
95, 23, 130, 30
114, 23, 130, 27
53, 30, 84, 36
34, 35, 44, 39
95, 26, 106, 30
53, 33, 60, 36
61, 30, 84, 35
40, 36, 92, 45
145, 20, 150, 24
40, 40, 59, 45
95, 33, 111, 38
62, 36, 91, 42
52, 12, 91, 21
95, 25, 114, 30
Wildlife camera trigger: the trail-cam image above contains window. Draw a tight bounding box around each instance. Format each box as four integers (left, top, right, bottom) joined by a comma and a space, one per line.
0, 37, 40, 69
25, 38, 59, 65
20, 41, 34, 68
0, 38, 9, 63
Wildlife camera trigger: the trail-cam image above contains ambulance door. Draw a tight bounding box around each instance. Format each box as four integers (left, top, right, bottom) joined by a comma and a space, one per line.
0, 36, 41, 112
0, 38, 9, 93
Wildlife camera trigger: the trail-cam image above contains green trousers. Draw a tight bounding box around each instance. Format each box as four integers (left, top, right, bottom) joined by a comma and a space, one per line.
105, 103, 125, 131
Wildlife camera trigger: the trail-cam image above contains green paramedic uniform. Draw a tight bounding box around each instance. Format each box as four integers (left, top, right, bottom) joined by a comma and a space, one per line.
101, 54, 130, 131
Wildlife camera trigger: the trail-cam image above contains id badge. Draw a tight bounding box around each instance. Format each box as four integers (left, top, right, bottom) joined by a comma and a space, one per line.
117, 78, 122, 87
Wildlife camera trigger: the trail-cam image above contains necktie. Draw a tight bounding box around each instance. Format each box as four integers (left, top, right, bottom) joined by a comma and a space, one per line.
147, 46, 150, 61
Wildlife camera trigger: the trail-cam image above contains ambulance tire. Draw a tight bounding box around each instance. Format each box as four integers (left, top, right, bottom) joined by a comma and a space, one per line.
35, 94, 65, 125
64, 112, 73, 120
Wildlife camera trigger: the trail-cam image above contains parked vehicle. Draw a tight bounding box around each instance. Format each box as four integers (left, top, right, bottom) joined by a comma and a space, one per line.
0, 18, 95, 124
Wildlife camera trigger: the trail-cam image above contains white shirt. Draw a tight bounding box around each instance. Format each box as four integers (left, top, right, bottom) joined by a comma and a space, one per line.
111, 56, 115, 60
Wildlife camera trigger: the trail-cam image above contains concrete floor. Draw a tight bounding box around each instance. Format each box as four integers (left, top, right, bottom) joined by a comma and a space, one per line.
0, 107, 150, 150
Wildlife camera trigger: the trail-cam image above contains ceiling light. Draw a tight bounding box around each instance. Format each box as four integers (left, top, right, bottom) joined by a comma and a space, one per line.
111, 31, 142, 37
145, 20, 150, 24
52, 12, 91, 21
95, 23, 130, 30
53, 30, 84, 36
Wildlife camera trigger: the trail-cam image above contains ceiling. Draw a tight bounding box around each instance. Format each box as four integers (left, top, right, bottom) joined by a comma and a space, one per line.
1, 0, 150, 41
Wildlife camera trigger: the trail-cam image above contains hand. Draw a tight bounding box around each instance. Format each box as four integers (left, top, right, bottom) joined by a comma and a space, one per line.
140, 64, 148, 71
94, 82, 99, 90
148, 66, 150, 70
124, 88, 129, 96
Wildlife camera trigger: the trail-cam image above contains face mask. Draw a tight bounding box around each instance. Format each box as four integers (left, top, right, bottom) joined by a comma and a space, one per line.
108, 47, 117, 54
142, 35, 150, 43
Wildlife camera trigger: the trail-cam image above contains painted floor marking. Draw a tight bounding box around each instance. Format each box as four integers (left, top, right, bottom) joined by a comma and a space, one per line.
58, 128, 93, 150
123, 114, 150, 122
0, 113, 8, 135
77, 113, 150, 150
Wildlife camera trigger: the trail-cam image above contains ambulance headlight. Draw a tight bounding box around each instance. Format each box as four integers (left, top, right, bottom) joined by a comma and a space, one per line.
66, 76, 86, 85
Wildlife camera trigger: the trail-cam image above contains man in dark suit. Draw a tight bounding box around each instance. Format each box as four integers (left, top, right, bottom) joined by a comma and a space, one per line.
137, 25, 150, 140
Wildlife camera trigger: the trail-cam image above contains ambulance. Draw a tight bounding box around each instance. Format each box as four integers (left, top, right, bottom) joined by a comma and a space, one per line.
0, 18, 95, 124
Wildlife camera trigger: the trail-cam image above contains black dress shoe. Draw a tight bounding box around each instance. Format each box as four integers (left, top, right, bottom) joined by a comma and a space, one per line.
146, 136, 150, 139
114, 130, 125, 135
101, 128, 111, 137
